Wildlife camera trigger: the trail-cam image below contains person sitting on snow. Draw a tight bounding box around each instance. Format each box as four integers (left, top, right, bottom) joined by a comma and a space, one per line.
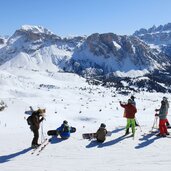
120, 99, 137, 137
96, 123, 108, 143
57, 120, 71, 139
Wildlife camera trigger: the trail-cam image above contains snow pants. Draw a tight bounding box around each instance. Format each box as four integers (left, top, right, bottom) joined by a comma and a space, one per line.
126, 118, 135, 135
32, 129, 39, 145
159, 119, 168, 135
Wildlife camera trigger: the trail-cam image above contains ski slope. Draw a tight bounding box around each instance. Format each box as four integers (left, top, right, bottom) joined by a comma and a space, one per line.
0, 68, 171, 171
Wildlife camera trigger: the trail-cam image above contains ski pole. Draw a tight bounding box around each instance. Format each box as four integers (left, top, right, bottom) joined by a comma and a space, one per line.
41, 121, 45, 143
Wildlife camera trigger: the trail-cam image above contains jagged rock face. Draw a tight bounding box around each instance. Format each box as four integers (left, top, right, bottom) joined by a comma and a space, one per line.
0, 38, 4, 44
133, 23, 171, 57
72, 33, 169, 75
12, 25, 60, 42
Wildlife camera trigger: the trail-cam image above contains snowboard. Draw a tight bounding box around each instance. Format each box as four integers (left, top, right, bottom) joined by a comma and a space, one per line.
82, 131, 112, 139
47, 127, 76, 136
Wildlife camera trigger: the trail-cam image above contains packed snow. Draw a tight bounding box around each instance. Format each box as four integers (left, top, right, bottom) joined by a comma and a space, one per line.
0, 67, 171, 171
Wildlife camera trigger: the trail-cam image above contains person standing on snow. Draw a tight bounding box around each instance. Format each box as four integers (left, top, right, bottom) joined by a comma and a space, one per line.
156, 99, 170, 137
120, 99, 137, 137
162, 97, 170, 128
30, 109, 45, 148
96, 123, 108, 143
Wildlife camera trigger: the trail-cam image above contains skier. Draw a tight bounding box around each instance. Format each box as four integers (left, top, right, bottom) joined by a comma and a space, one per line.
29, 109, 45, 148
163, 97, 170, 128
120, 99, 137, 137
57, 120, 71, 139
130, 95, 139, 127
96, 123, 108, 143
155, 99, 170, 137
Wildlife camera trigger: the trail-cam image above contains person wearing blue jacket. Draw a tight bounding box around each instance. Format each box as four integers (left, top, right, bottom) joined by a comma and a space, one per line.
57, 120, 71, 139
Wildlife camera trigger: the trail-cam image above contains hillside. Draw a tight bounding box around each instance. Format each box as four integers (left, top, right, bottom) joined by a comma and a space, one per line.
0, 67, 171, 171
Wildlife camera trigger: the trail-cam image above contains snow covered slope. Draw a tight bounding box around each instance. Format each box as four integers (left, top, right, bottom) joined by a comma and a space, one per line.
0, 67, 171, 171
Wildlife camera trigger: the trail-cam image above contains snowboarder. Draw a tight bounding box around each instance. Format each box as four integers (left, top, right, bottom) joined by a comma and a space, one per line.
96, 123, 108, 143
120, 99, 137, 137
155, 99, 170, 137
56, 120, 71, 139
29, 109, 45, 148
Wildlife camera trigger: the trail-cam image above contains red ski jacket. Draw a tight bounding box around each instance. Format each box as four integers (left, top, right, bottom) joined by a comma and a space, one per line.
120, 103, 137, 119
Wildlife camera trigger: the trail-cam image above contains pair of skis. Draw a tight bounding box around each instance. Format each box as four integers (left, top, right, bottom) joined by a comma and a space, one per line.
31, 138, 51, 156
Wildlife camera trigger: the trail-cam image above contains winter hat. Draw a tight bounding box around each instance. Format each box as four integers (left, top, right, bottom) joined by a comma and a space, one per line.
37, 108, 46, 116
131, 96, 135, 100
63, 120, 68, 124
163, 97, 168, 101
100, 123, 106, 128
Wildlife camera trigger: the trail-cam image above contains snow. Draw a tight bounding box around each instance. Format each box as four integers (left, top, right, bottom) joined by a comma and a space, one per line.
113, 69, 149, 78
21, 25, 53, 35
148, 44, 161, 51
113, 41, 121, 50
1, 67, 171, 171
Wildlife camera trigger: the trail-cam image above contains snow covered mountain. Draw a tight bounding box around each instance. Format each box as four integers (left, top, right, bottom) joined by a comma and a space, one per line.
0, 25, 85, 71
71, 33, 169, 74
133, 23, 171, 58
0, 25, 171, 92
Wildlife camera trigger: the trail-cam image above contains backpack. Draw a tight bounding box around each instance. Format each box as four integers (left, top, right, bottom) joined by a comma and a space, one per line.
27, 116, 32, 125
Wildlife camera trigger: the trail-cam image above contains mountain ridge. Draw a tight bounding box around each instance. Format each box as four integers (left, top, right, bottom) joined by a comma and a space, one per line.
0, 24, 171, 92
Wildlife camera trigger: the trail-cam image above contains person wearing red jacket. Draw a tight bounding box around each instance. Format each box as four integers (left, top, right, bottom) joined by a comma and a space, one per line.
120, 99, 137, 137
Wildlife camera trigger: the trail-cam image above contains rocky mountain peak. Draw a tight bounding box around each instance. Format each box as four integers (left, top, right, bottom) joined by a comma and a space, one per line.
134, 23, 171, 36
21, 25, 53, 35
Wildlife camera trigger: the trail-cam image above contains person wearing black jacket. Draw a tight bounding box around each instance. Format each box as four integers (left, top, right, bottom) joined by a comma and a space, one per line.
30, 109, 45, 148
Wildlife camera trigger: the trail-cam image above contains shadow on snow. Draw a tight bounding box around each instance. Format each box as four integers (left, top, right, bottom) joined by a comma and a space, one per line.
0, 147, 32, 163
50, 136, 64, 144
86, 127, 126, 148
135, 133, 161, 149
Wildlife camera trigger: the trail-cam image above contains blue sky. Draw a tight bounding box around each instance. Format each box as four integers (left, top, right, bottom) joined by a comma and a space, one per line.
0, 0, 171, 37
